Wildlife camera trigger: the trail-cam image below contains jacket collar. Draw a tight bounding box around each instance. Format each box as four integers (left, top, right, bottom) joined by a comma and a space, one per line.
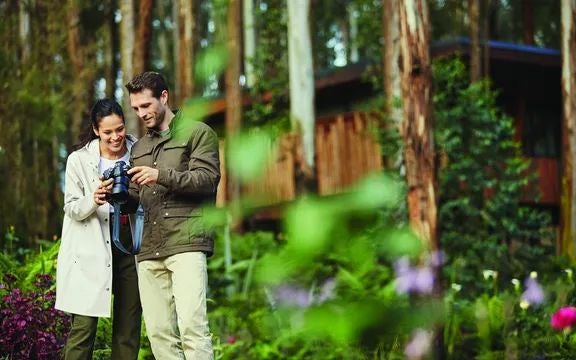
145, 110, 180, 139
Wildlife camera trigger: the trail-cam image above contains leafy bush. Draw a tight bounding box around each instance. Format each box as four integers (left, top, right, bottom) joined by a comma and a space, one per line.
205, 169, 441, 359
433, 58, 556, 296
0, 273, 70, 359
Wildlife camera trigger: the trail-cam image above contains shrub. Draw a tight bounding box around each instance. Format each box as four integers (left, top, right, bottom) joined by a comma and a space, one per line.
0, 273, 70, 359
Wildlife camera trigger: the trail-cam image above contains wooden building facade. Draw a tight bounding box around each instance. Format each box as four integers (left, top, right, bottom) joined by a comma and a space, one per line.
211, 38, 562, 223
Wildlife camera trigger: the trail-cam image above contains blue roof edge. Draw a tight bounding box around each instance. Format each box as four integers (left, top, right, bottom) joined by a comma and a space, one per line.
432, 36, 560, 56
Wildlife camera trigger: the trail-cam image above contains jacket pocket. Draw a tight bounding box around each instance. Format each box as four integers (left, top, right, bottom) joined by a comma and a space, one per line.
132, 146, 154, 162
161, 143, 189, 170
162, 207, 204, 242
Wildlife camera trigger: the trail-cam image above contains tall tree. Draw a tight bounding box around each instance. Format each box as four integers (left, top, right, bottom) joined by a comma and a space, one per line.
134, 0, 154, 136
66, 0, 86, 147
174, 0, 195, 106
105, 0, 120, 99
398, 0, 438, 251
243, 0, 256, 87
226, 0, 242, 206
469, 0, 482, 82
382, 0, 402, 168
468, 0, 492, 82
287, 0, 315, 180
134, 0, 155, 75
560, 0, 576, 257
522, 0, 535, 45
120, 0, 137, 134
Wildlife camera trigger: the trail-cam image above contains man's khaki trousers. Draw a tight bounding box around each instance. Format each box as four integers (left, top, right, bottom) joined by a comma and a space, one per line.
138, 252, 213, 360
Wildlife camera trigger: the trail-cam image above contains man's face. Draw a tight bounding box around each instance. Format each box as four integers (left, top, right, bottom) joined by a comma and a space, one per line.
129, 88, 169, 131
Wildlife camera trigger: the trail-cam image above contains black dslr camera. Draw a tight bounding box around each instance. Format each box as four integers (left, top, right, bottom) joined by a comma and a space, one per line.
102, 160, 132, 204
102, 160, 142, 255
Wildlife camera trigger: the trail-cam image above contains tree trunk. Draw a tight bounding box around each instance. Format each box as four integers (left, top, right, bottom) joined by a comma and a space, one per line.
398, 0, 438, 251
105, 0, 120, 99
469, 0, 481, 82
287, 0, 315, 179
560, 0, 576, 257
175, 0, 195, 106
482, 0, 491, 78
134, 0, 154, 75
134, 0, 154, 136
226, 0, 242, 204
349, 2, 359, 63
382, 0, 402, 169
157, 0, 171, 78
66, 0, 86, 148
522, 0, 535, 45
120, 0, 137, 135
243, 0, 256, 87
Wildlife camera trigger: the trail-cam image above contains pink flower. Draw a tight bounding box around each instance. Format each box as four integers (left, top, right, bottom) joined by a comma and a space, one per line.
550, 306, 576, 330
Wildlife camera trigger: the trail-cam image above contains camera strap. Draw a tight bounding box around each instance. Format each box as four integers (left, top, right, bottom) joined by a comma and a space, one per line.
111, 203, 144, 255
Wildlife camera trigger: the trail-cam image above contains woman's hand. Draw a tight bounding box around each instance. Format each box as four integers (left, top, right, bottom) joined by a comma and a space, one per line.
94, 179, 113, 205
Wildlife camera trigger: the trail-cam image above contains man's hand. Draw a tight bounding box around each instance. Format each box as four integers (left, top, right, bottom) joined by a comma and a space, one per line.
128, 166, 159, 186
94, 178, 113, 205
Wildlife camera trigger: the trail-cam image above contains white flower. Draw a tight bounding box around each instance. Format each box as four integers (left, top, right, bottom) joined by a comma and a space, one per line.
482, 270, 498, 280
451, 283, 462, 292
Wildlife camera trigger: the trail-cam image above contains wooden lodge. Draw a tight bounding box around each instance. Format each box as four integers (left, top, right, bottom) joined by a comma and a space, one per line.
209, 38, 562, 224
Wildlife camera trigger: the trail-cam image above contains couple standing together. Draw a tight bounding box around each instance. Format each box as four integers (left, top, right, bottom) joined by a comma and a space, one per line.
55, 71, 221, 360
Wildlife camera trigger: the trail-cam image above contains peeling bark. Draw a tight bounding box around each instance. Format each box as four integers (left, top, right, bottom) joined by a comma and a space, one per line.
398, 0, 438, 251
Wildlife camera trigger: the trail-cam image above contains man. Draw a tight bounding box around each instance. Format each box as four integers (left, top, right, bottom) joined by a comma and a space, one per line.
124, 71, 220, 359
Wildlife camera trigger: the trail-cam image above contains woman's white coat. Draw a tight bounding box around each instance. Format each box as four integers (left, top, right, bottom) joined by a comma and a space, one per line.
55, 135, 137, 317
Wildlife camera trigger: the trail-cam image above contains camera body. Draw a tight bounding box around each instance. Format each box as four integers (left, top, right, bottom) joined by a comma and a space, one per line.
102, 160, 132, 204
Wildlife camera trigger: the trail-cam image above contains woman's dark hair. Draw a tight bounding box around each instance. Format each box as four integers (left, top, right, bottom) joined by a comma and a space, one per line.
73, 98, 125, 150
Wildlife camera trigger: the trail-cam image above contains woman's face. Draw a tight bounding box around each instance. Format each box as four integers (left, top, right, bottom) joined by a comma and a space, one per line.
93, 113, 126, 156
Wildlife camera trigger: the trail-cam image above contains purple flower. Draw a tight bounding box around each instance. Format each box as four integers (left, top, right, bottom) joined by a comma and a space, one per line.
427, 250, 446, 268
521, 277, 545, 306
316, 278, 336, 303
394, 257, 435, 295
273, 278, 337, 309
274, 284, 311, 308
404, 328, 432, 359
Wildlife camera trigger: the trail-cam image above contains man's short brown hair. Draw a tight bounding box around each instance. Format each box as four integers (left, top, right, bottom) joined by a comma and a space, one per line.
125, 71, 169, 99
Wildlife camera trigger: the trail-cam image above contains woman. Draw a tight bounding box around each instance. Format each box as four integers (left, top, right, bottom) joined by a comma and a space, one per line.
55, 98, 141, 359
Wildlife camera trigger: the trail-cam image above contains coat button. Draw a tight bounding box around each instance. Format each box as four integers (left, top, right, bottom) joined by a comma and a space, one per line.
165, 212, 169, 216
155, 252, 160, 256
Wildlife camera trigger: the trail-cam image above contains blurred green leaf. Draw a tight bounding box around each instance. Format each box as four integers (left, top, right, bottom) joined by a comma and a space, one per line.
284, 199, 335, 255
195, 45, 228, 83
227, 131, 272, 182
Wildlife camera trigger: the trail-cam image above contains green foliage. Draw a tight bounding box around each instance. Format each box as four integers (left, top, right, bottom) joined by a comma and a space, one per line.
244, 0, 290, 131
429, 0, 560, 48
433, 58, 555, 296
207, 172, 440, 359
443, 269, 576, 359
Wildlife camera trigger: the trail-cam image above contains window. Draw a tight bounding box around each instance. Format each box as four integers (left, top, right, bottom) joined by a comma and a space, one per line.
522, 103, 560, 158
